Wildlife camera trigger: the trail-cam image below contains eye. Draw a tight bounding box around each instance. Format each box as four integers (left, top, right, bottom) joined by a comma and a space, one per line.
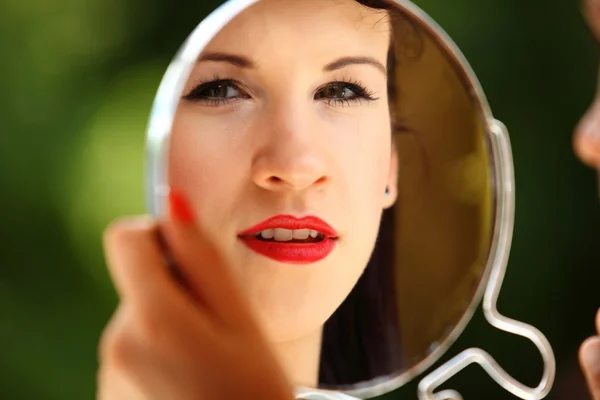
315, 81, 378, 106
320, 83, 355, 99
203, 83, 240, 98
182, 79, 250, 106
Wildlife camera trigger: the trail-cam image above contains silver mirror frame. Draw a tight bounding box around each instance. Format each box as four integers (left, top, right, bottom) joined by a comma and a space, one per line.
144, 1, 555, 399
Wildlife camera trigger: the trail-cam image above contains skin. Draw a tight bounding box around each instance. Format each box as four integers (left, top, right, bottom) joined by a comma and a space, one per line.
98, 0, 397, 397
170, 0, 396, 387
98, 213, 294, 400
575, 1, 600, 399
97, 0, 600, 398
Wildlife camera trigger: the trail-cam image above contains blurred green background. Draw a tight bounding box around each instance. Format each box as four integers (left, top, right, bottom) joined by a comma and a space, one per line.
0, 0, 598, 399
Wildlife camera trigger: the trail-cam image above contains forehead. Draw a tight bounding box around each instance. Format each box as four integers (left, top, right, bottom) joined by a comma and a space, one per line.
202, 0, 391, 63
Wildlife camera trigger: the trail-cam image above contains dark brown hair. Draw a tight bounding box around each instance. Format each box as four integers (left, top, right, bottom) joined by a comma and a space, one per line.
318, 0, 412, 387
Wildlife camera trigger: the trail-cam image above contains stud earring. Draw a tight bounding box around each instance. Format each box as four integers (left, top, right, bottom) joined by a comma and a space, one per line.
385, 186, 390, 195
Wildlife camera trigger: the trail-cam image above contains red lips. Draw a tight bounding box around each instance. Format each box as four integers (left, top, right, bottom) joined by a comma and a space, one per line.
238, 215, 338, 264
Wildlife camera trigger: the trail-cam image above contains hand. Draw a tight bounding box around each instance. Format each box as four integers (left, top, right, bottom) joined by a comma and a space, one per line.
580, 309, 600, 400
578, 1, 600, 399
97, 191, 295, 400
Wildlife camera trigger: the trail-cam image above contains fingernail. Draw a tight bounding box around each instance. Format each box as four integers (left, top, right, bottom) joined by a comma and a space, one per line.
169, 189, 195, 223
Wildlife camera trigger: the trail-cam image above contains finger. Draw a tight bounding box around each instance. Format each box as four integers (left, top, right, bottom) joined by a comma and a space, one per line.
98, 303, 129, 364
581, 336, 600, 400
97, 367, 146, 400
98, 303, 146, 400
102, 216, 190, 312
161, 190, 256, 328
595, 307, 600, 333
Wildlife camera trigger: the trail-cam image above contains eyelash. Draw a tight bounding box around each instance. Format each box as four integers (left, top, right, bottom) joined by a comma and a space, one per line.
316, 79, 380, 107
182, 76, 249, 107
182, 76, 379, 107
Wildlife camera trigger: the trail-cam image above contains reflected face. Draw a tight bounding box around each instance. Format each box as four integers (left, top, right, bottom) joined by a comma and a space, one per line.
170, 0, 396, 343
575, 0, 600, 169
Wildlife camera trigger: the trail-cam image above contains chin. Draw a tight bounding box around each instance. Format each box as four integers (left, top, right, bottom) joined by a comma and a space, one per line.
237, 244, 372, 340
248, 287, 338, 342
257, 310, 325, 344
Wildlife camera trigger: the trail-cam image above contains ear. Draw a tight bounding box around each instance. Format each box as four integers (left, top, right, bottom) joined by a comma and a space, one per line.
383, 139, 399, 209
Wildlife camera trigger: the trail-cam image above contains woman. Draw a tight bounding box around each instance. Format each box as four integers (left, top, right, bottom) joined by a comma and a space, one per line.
98, 0, 401, 398
96, 0, 600, 399
575, 1, 600, 398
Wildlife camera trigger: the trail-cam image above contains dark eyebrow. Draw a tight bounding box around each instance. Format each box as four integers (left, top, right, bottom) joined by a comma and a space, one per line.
197, 52, 256, 68
324, 56, 387, 75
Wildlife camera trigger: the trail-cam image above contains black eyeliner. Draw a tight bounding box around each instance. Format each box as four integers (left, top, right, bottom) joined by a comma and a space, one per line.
315, 79, 380, 107
182, 78, 238, 102
343, 81, 379, 101
182, 77, 379, 107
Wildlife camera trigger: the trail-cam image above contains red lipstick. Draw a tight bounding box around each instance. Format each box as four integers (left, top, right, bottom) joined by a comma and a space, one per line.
238, 215, 338, 264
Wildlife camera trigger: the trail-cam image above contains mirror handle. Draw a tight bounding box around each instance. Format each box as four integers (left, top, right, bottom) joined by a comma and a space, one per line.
416, 120, 555, 400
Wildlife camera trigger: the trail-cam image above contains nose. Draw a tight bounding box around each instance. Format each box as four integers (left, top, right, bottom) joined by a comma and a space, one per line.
577, 0, 600, 169
251, 103, 329, 192
574, 99, 600, 168
584, 0, 600, 41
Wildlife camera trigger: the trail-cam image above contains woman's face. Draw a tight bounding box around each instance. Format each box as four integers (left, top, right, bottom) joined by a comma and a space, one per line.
170, 0, 396, 343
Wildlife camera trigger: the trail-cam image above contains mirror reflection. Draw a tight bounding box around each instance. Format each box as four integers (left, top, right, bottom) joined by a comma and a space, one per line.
165, 0, 494, 392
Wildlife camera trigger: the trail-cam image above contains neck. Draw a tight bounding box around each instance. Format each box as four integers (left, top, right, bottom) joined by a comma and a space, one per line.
273, 329, 323, 387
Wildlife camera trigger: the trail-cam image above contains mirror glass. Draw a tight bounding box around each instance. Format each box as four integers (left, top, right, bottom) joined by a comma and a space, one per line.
147, 0, 498, 396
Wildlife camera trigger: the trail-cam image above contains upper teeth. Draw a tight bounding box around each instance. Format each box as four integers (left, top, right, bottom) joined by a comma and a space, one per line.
258, 228, 321, 241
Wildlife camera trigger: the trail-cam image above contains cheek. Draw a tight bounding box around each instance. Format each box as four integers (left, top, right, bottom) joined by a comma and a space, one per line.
327, 108, 391, 271
169, 108, 252, 215
330, 108, 391, 201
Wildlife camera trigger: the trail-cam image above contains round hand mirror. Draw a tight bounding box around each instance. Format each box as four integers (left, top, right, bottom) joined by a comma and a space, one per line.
144, 0, 556, 398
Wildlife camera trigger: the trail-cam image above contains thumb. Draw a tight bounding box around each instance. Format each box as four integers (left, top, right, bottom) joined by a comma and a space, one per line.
581, 336, 600, 400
